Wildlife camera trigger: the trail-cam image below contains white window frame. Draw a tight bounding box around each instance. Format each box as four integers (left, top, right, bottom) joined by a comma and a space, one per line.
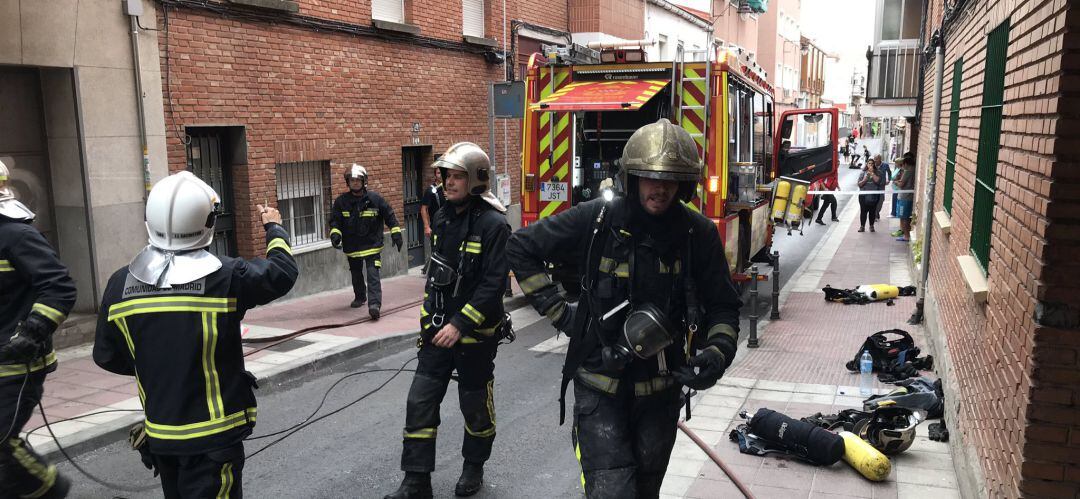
372, 0, 405, 23
462, 0, 484, 38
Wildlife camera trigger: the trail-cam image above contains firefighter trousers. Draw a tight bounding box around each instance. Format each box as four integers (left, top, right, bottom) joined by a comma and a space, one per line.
571, 380, 683, 499
348, 254, 382, 307
400, 339, 498, 472
152, 442, 245, 499
0, 371, 69, 499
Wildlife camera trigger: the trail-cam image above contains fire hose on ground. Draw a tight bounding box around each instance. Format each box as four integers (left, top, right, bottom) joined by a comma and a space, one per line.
678, 420, 756, 499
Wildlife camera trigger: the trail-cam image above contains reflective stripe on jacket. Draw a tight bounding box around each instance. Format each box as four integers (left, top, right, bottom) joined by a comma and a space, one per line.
93, 223, 298, 455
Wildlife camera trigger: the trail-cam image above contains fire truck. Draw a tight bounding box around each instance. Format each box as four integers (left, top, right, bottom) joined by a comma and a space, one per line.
519, 44, 838, 285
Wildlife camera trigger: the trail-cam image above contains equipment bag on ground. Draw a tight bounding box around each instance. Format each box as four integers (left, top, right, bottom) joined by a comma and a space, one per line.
729, 408, 845, 466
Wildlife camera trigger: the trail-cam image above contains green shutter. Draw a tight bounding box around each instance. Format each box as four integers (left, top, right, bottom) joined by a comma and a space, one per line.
970, 21, 1009, 271
943, 58, 963, 214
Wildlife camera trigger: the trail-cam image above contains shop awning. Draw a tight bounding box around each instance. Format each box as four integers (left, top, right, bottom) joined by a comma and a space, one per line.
529, 80, 670, 112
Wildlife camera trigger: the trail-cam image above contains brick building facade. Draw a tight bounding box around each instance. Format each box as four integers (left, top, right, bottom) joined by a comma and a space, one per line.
914, 0, 1080, 496
157, 0, 567, 297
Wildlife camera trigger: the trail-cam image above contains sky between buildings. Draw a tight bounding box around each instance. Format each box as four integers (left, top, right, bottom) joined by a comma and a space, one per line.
800, 0, 876, 104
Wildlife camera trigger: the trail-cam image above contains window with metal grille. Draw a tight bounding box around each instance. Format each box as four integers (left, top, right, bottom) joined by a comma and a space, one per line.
942, 58, 963, 214
276, 161, 332, 248
970, 21, 1009, 271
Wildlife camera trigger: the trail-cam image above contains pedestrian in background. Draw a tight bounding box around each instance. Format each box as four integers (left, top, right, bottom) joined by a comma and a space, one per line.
814, 174, 839, 225
419, 169, 444, 275
873, 154, 890, 219
892, 153, 917, 241
858, 158, 883, 232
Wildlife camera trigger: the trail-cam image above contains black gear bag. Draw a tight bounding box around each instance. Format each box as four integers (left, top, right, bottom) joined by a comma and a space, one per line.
845, 329, 920, 372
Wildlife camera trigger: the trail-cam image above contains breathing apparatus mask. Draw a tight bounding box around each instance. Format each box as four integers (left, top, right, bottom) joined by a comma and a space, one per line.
599, 302, 675, 372
427, 251, 459, 289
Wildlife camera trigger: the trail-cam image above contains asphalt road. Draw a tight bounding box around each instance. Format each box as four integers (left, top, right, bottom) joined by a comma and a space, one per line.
60, 317, 582, 499
56, 165, 865, 499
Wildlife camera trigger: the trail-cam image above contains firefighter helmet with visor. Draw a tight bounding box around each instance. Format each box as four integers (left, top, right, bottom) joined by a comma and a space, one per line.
433, 142, 505, 212
618, 118, 703, 202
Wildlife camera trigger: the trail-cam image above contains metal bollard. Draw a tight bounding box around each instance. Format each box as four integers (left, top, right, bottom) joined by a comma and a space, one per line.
748, 265, 760, 348
770, 251, 781, 320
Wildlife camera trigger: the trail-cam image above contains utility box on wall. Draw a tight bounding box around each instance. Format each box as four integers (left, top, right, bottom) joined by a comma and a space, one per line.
492, 81, 525, 119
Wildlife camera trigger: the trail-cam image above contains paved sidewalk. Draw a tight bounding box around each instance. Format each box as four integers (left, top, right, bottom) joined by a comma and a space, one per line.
662, 189, 959, 499
19, 271, 521, 460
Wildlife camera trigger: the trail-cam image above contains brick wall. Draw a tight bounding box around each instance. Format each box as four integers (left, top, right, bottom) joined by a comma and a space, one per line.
568, 0, 644, 40
158, 0, 565, 257
915, 0, 1079, 496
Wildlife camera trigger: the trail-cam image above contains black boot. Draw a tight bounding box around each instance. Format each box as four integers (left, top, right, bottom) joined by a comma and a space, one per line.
455, 462, 484, 497
384, 472, 432, 499
369, 305, 381, 320
350, 298, 366, 308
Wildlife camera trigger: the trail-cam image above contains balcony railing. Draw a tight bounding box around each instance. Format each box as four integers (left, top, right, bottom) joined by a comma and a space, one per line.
867, 44, 920, 101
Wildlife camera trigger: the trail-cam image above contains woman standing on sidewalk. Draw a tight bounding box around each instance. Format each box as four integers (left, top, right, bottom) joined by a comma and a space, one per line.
858, 158, 884, 232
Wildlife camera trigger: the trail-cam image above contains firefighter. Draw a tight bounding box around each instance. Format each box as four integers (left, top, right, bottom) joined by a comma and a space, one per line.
386, 143, 511, 499
93, 171, 298, 498
507, 119, 742, 498
0, 158, 77, 499
330, 164, 403, 319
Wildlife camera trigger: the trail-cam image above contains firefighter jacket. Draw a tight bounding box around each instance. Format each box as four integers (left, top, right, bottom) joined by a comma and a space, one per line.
93, 224, 298, 455
421, 201, 510, 343
507, 197, 741, 396
0, 217, 77, 377
329, 190, 401, 258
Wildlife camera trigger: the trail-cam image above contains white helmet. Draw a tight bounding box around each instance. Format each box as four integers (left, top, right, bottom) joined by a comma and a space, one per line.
0, 158, 13, 202
0, 158, 34, 221
345, 164, 368, 186
145, 171, 220, 251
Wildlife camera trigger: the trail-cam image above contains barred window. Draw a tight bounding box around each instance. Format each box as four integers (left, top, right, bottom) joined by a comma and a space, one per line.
276, 161, 332, 248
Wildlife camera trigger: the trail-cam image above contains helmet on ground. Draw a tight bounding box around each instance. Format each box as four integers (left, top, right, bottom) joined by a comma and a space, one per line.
145, 171, 220, 251
344, 164, 368, 187
433, 142, 505, 212
619, 118, 702, 202
852, 406, 921, 455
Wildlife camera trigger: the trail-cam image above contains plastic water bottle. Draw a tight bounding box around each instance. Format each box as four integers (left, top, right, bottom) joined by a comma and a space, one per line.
859, 350, 874, 396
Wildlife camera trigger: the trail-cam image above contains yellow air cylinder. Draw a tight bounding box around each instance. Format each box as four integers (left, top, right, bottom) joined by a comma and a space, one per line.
771, 180, 792, 222
856, 284, 900, 301
839, 431, 891, 481
786, 183, 808, 223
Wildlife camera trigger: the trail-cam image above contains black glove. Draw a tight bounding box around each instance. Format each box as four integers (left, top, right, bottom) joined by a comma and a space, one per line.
391, 232, 403, 252
673, 345, 727, 390
330, 232, 342, 249
0, 315, 52, 364
129, 422, 158, 476
552, 301, 577, 333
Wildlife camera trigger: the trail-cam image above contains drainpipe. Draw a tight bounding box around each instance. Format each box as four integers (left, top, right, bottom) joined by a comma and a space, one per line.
125, 0, 151, 200
909, 40, 943, 325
